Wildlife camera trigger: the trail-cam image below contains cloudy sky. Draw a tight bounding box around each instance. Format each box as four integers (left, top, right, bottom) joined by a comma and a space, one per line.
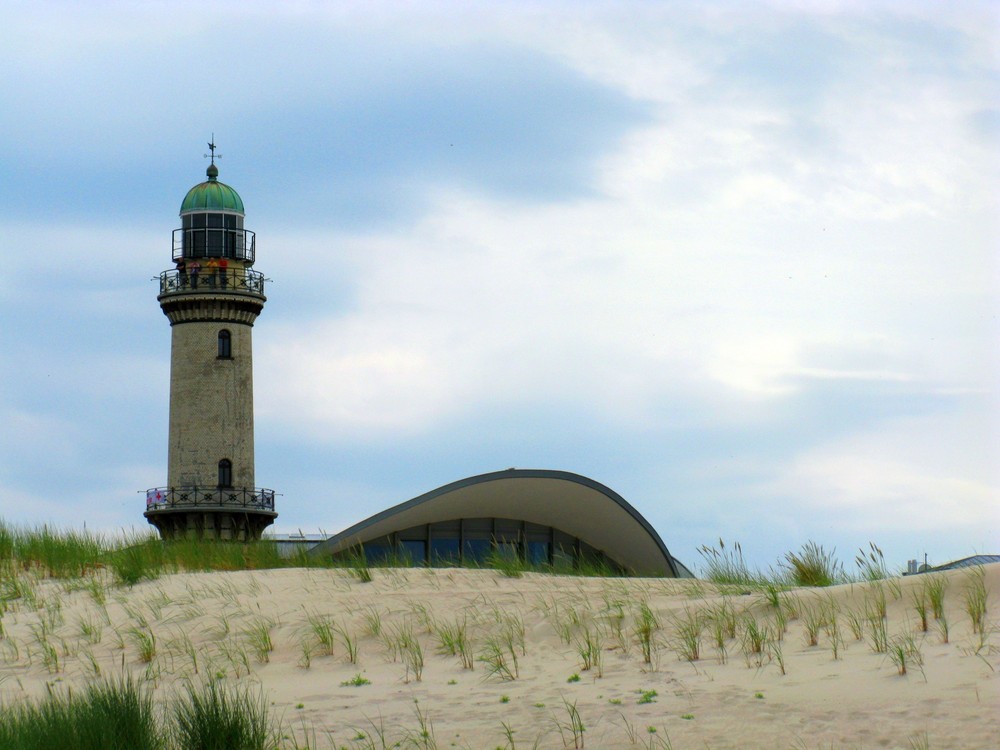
1, 1, 997, 573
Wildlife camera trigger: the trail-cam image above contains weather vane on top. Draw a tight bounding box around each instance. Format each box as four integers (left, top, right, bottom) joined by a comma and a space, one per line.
204, 134, 222, 165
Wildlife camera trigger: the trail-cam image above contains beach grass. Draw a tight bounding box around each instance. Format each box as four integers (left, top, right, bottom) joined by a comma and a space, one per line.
0, 520, 366, 587
1, 520, 907, 593
780, 541, 845, 588
0, 676, 163, 750
173, 680, 280, 750
1, 522, 106, 579
696, 539, 764, 587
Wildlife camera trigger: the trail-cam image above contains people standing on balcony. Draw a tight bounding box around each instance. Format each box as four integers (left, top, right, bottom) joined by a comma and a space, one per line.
188, 260, 201, 289
175, 258, 187, 287
206, 257, 219, 287
218, 256, 229, 288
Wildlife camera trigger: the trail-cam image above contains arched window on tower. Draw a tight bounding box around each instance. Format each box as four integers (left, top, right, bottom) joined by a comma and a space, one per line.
217, 330, 231, 359
218, 459, 233, 488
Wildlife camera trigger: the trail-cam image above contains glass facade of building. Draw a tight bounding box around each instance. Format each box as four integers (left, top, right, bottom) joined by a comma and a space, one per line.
351, 517, 622, 571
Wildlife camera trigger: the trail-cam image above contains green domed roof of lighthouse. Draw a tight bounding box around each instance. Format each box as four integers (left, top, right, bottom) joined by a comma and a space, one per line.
180, 163, 245, 214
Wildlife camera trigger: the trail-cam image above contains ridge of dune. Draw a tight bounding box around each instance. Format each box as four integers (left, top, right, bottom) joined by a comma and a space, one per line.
1, 564, 997, 748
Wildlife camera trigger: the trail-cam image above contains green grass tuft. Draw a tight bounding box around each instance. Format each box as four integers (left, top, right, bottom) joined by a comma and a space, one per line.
697, 539, 763, 587
0, 676, 163, 750
487, 550, 528, 579
780, 541, 844, 587
173, 680, 280, 750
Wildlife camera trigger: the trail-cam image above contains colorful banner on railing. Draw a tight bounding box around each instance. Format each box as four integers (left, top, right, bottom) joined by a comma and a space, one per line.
146, 488, 167, 507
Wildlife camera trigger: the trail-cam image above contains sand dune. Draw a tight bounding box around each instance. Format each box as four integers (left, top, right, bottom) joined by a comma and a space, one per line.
1, 564, 997, 748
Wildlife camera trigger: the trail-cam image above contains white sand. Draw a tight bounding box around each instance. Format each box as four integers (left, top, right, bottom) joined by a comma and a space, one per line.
1, 564, 997, 748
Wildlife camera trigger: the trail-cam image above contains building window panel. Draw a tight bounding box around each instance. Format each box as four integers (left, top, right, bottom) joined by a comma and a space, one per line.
363, 542, 393, 564
553, 543, 575, 572
430, 537, 460, 565
218, 459, 232, 488
218, 330, 232, 359
528, 540, 551, 566
463, 538, 491, 564
400, 540, 426, 565
494, 519, 521, 543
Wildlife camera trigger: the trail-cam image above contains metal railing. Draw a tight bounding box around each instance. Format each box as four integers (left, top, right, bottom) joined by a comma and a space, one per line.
172, 228, 255, 263
158, 268, 265, 295
144, 486, 276, 512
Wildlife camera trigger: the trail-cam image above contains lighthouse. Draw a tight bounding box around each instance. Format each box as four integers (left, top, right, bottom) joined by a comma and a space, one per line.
144, 144, 277, 540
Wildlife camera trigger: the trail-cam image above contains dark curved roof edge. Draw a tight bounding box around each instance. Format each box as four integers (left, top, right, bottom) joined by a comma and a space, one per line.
923, 554, 1000, 573
312, 468, 681, 577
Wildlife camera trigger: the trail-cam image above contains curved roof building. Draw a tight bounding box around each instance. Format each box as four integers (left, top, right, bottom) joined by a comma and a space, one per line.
311, 469, 691, 577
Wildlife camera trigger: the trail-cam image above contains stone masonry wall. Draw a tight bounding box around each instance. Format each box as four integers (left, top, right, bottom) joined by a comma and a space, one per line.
167, 318, 255, 489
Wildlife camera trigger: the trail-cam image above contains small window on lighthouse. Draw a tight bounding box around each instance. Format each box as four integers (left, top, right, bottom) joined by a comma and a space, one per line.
217, 330, 232, 359
218, 460, 233, 488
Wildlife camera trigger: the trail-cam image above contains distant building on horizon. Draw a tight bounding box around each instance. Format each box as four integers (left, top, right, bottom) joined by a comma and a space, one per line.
905, 554, 1000, 575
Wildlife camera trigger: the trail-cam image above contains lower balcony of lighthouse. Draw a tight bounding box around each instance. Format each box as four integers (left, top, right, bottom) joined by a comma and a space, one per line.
144, 486, 277, 541
158, 268, 266, 297
157, 269, 267, 324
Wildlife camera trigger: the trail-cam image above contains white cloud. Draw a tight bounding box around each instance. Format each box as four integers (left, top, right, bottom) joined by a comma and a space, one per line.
260, 318, 465, 436
257, 65, 998, 434
762, 409, 1000, 534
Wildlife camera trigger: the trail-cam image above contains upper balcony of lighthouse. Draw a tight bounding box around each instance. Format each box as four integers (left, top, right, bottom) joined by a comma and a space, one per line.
159, 158, 266, 301
175, 161, 255, 265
